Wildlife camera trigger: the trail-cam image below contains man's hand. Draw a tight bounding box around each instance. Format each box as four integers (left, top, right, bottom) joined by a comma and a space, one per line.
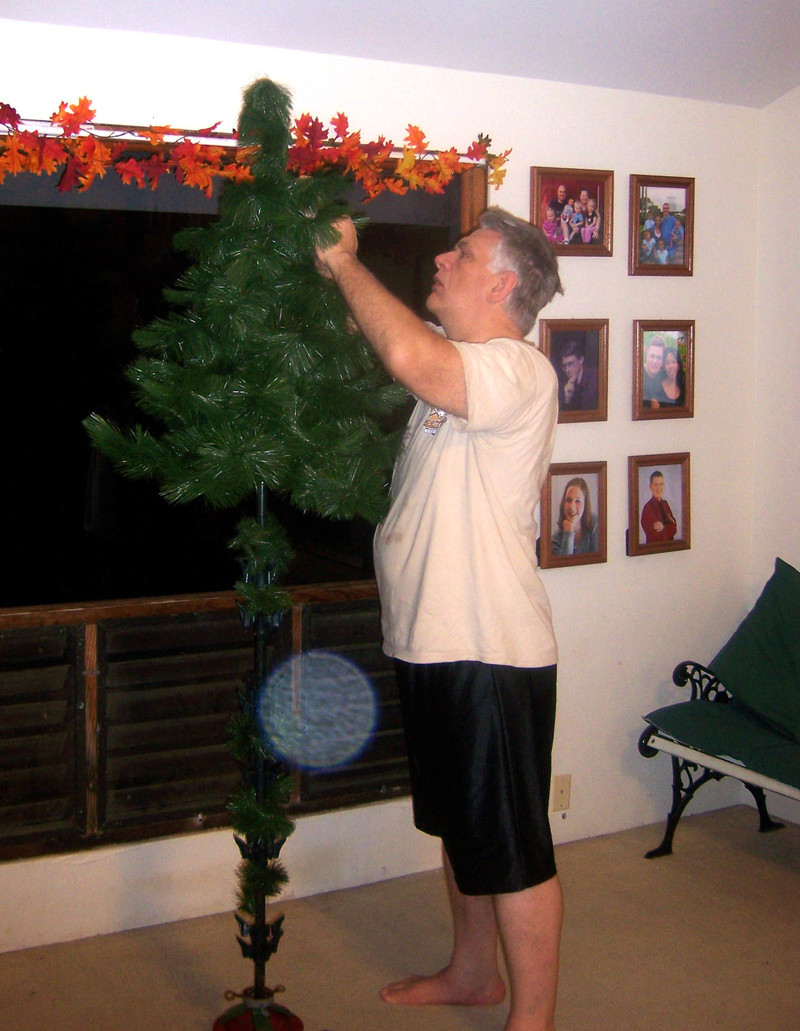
315, 216, 358, 279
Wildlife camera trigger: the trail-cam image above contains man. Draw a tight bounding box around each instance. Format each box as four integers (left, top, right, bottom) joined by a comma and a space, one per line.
642, 336, 668, 407
660, 202, 676, 253
558, 337, 598, 410
641, 470, 678, 543
550, 183, 567, 219
315, 208, 563, 1031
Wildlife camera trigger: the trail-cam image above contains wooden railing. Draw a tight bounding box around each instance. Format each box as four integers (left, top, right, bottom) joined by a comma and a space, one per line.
0, 581, 408, 861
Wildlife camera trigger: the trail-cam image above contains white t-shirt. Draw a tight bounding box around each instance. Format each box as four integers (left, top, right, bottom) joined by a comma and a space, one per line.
373, 336, 558, 668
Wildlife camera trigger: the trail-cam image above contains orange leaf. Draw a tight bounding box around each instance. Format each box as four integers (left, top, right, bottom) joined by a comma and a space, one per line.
0, 133, 30, 174
395, 148, 427, 190
383, 177, 409, 196
488, 167, 507, 189
337, 131, 365, 170
137, 126, 172, 146
331, 112, 349, 138
51, 97, 96, 136
404, 124, 428, 153
487, 148, 512, 189
217, 162, 254, 183
421, 173, 445, 195
435, 147, 463, 183
78, 138, 114, 189
394, 148, 417, 176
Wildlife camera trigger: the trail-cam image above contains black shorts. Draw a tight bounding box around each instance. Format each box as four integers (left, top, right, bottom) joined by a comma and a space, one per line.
394, 659, 557, 896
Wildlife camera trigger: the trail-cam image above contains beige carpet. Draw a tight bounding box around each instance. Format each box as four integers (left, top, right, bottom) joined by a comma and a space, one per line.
2, 806, 799, 1030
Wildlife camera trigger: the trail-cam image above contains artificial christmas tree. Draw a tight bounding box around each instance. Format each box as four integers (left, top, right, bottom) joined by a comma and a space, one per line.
84, 77, 407, 1023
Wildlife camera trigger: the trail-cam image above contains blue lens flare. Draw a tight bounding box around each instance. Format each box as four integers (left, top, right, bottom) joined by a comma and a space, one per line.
258, 650, 377, 770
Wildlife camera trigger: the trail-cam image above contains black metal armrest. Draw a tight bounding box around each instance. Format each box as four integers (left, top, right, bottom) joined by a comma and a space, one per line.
671, 660, 732, 703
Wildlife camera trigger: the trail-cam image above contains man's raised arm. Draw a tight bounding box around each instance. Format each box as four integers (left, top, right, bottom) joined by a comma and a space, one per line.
315, 218, 467, 418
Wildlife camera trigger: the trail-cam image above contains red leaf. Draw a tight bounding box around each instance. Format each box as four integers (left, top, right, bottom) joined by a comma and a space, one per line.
41, 137, 66, 174
466, 140, 488, 162
143, 154, 171, 189
0, 102, 21, 129
58, 156, 85, 192
291, 114, 329, 158
194, 120, 222, 137
115, 158, 147, 188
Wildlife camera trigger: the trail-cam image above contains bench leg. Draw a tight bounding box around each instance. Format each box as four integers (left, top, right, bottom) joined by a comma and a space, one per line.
746, 784, 785, 834
646, 755, 722, 858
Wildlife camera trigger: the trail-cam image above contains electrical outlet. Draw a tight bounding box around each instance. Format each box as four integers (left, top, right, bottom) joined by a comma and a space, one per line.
551, 774, 571, 812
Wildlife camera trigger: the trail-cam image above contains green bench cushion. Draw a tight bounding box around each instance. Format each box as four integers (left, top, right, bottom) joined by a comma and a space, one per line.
645, 699, 800, 792
709, 557, 800, 743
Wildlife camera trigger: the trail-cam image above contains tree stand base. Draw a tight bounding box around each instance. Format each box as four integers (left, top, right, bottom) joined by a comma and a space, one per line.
214, 989, 303, 1031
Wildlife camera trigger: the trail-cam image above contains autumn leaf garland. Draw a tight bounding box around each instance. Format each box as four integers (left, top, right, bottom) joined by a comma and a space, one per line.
0, 97, 510, 198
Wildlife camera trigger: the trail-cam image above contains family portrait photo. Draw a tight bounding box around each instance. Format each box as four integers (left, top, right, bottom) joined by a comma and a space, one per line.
540, 319, 608, 423
539, 462, 607, 568
627, 453, 691, 556
530, 166, 614, 256
628, 174, 694, 275
633, 320, 695, 419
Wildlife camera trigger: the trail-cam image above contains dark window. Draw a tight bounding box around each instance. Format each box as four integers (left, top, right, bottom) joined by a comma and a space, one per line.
0, 171, 465, 607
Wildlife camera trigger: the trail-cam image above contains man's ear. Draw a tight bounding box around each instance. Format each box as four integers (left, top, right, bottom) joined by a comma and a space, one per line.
489, 270, 518, 305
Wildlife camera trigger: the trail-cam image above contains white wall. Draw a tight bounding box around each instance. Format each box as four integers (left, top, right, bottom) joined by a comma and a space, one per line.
0, 800, 441, 953
749, 84, 800, 825
753, 84, 800, 581
0, 17, 790, 949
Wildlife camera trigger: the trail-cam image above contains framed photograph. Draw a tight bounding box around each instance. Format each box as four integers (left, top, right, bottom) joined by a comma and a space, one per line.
540, 319, 608, 423
627, 453, 690, 557
540, 461, 607, 568
633, 320, 695, 420
628, 174, 694, 276
530, 166, 613, 256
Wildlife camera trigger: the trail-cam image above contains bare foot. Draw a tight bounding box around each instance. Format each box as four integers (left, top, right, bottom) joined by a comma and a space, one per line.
380, 969, 506, 1007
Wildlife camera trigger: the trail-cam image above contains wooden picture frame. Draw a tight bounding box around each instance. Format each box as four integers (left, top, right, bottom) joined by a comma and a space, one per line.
628, 174, 694, 276
633, 320, 695, 420
530, 166, 613, 256
627, 453, 691, 556
540, 318, 609, 423
540, 461, 607, 568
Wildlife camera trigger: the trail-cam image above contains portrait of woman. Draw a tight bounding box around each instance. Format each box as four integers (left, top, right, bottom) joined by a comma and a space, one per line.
551, 477, 599, 557
661, 344, 685, 406
540, 462, 607, 568
633, 320, 694, 420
